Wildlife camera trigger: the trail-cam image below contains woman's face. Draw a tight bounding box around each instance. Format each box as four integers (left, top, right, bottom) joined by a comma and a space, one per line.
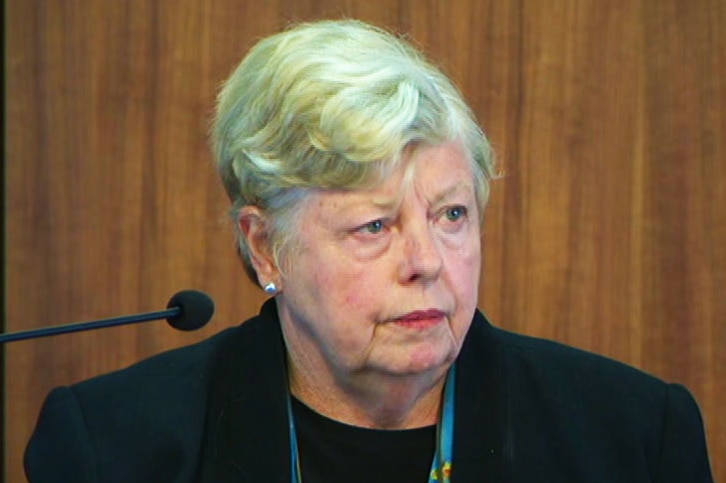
276, 142, 481, 383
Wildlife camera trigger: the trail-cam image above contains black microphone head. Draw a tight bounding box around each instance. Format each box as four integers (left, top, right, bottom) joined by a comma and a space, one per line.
166, 290, 215, 331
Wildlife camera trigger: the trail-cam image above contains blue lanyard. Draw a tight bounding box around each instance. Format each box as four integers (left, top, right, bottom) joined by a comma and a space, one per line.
287, 364, 456, 483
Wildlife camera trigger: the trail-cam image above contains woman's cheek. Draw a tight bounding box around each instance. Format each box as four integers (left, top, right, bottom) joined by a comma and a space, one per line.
338, 272, 372, 309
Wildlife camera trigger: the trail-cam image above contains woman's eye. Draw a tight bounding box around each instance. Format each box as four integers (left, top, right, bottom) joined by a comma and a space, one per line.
444, 205, 467, 222
359, 219, 385, 234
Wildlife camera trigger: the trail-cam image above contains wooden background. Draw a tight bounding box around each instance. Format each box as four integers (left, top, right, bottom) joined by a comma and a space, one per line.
4, 0, 724, 481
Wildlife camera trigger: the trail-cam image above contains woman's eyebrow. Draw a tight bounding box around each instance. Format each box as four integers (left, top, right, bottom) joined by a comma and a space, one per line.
365, 182, 474, 211
429, 183, 474, 206
370, 197, 401, 210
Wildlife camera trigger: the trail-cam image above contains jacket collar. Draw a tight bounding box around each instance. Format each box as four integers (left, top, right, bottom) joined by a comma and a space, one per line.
201, 299, 291, 482
200, 301, 506, 482
453, 310, 508, 481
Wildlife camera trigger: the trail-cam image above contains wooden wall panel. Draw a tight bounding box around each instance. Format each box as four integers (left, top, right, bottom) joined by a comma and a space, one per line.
4, 1, 724, 481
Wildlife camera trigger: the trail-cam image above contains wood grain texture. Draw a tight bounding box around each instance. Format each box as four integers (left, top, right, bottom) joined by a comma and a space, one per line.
4, 1, 724, 481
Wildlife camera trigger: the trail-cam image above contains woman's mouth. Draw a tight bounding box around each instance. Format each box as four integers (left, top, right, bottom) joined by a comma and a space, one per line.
393, 309, 446, 329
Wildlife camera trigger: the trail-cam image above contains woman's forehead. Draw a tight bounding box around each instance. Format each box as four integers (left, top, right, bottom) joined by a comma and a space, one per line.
308, 144, 476, 212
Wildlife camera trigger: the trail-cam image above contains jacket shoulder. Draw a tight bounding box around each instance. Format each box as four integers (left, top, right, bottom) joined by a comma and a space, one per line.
485, 320, 669, 397
467, 315, 712, 480
25, 314, 273, 483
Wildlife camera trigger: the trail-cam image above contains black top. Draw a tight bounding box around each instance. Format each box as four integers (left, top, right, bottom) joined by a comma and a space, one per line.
24, 300, 714, 482
292, 397, 436, 482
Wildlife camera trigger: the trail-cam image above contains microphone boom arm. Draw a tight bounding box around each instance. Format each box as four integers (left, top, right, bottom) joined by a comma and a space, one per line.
0, 308, 180, 343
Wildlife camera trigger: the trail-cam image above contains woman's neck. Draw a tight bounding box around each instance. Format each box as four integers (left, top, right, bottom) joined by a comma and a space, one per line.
287, 356, 447, 430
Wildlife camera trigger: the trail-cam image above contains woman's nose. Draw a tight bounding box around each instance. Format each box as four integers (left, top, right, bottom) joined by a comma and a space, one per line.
399, 223, 443, 284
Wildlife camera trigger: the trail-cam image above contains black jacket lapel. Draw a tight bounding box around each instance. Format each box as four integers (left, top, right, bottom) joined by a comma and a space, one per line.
200, 300, 291, 483
453, 311, 508, 482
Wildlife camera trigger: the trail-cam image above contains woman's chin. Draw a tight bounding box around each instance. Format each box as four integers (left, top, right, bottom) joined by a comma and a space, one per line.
373, 346, 456, 378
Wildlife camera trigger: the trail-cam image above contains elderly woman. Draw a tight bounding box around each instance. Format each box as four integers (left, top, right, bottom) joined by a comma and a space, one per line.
26, 19, 712, 483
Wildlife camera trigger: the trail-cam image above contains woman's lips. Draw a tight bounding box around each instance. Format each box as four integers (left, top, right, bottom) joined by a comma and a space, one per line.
393, 309, 446, 328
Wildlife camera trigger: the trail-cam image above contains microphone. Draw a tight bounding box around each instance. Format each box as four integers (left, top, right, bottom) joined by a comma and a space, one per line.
165, 290, 215, 331
0, 290, 215, 344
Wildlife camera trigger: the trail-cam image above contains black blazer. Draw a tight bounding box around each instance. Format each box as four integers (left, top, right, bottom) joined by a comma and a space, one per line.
25, 300, 713, 482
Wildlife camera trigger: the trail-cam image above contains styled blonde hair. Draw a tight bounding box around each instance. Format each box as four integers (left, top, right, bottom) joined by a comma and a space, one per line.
212, 19, 496, 284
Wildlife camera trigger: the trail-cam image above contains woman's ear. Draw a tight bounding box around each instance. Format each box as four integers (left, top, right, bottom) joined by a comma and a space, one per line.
237, 206, 279, 284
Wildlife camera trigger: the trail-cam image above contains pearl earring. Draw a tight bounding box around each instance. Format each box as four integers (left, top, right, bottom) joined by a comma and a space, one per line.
263, 282, 277, 294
